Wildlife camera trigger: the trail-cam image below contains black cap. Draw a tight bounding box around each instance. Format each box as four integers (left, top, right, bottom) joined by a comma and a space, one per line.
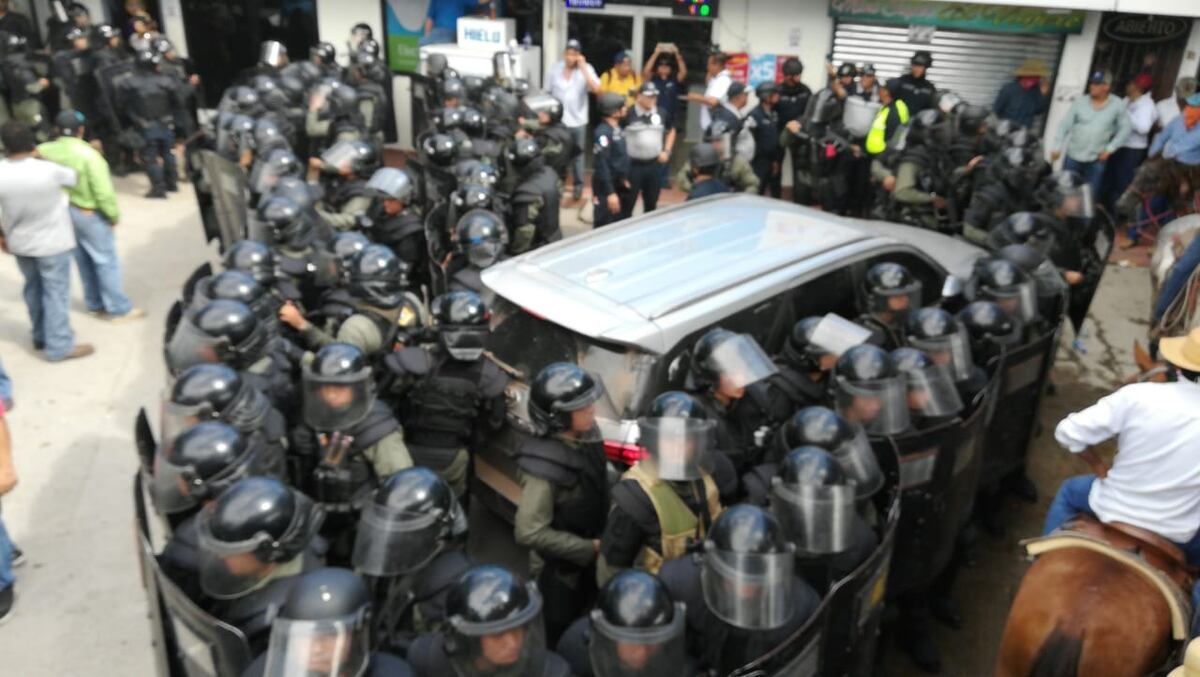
638, 81, 659, 97
727, 81, 747, 98
911, 50, 933, 67
55, 109, 86, 134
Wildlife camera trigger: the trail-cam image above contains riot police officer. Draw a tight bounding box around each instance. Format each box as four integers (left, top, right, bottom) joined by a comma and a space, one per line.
88, 24, 132, 172
447, 209, 508, 295
658, 504, 820, 674
776, 57, 812, 181
255, 195, 329, 306
519, 90, 578, 180
165, 298, 271, 374
972, 257, 1038, 333
622, 81, 674, 213
907, 306, 988, 403
1, 33, 49, 139
242, 567, 416, 676
762, 314, 872, 421
677, 118, 759, 194
52, 26, 92, 112
593, 91, 633, 228
831, 344, 911, 437
759, 406, 884, 503
222, 239, 298, 306
891, 347, 964, 428
117, 49, 187, 197
407, 565, 573, 676
309, 41, 339, 77
515, 362, 610, 644
362, 167, 429, 287
556, 570, 692, 677
683, 143, 728, 200
957, 300, 1022, 367
597, 391, 724, 585
352, 467, 471, 641
891, 109, 955, 230
997, 243, 1068, 328
748, 81, 782, 197
896, 50, 937, 114
306, 77, 365, 152
312, 139, 381, 231
196, 476, 325, 652
383, 290, 508, 496
154, 422, 281, 599
507, 137, 562, 253
162, 364, 290, 478
962, 147, 1043, 246
687, 328, 780, 474
858, 261, 922, 349
293, 343, 412, 526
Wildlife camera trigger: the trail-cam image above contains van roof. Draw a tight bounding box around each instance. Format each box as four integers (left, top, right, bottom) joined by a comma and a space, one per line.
483, 195, 979, 353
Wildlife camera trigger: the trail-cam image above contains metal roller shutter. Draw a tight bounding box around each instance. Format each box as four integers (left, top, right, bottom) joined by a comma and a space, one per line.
831, 21, 1064, 108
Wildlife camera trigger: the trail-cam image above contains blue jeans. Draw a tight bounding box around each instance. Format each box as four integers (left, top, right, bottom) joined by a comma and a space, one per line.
15, 251, 75, 360
70, 207, 132, 316
1062, 157, 1107, 202
140, 122, 177, 193
567, 125, 587, 197
0, 511, 12, 591
1153, 233, 1200, 325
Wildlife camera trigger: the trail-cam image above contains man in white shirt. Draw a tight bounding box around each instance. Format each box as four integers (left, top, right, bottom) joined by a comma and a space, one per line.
1105, 73, 1157, 216
687, 51, 732, 131
546, 38, 600, 201
0, 121, 93, 362
1044, 328, 1200, 569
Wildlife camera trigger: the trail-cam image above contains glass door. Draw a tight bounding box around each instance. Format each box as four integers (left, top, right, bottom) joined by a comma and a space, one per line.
566, 12, 636, 75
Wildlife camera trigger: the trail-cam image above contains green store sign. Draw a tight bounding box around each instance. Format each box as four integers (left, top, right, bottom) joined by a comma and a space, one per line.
829, 0, 1086, 34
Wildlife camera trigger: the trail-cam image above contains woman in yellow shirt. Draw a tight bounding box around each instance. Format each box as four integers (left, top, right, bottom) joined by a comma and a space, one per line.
600, 50, 642, 106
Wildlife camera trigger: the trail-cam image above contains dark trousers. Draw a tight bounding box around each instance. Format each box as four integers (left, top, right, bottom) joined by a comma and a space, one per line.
140, 121, 177, 192
592, 186, 635, 228
1104, 146, 1147, 216
628, 159, 664, 213
753, 157, 782, 198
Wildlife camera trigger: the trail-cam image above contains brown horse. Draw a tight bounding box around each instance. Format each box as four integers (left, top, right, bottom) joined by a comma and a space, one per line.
995, 518, 1190, 677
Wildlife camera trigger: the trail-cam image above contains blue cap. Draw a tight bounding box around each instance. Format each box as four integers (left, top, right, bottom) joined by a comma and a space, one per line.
1089, 70, 1112, 85
614, 50, 630, 65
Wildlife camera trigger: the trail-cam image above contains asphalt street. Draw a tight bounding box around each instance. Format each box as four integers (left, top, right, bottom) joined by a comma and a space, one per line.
0, 174, 1152, 675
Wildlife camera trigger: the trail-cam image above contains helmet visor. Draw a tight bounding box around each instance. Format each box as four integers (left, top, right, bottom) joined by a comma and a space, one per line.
909, 328, 973, 383
981, 281, 1038, 324
150, 438, 261, 514
249, 157, 299, 195
465, 236, 505, 269
263, 613, 370, 677
709, 334, 779, 390
365, 168, 413, 202
701, 545, 795, 630
196, 492, 319, 599
319, 141, 360, 175
903, 363, 965, 417
301, 365, 374, 431
587, 604, 687, 677
351, 500, 457, 576
770, 479, 857, 555
636, 417, 717, 482
834, 375, 911, 436
440, 326, 489, 361
867, 282, 922, 320
1061, 183, 1096, 219
160, 398, 213, 456
809, 314, 873, 357
166, 319, 227, 373
831, 425, 884, 499
448, 584, 547, 677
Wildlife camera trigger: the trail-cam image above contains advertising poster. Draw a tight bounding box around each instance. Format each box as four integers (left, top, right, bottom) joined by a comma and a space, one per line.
385, 0, 428, 72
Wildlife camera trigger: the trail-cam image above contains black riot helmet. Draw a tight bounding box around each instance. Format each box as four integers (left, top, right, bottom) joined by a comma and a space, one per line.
455, 209, 508, 268
166, 299, 268, 373
444, 565, 546, 675
690, 143, 721, 175
775, 406, 882, 498
348, 244, 408, 308
267, 567, 373, 677
993, 211, 1049, 251
506, 137, 541, 168
223, 240, 276, 286
353, 467, 466, 577
251, 117, 290, 156
780, 315, 859, 374
452, 183, 496, 213
421, 133, 457, 167
151, 422, 264, 514
835, 344, 894, 382
771, 447, 857, 557
196, 477, 323, 599
256, 195, 315, 249
365, 167, 415, 204
836, 62, 856, 79
702, 504, 795, 630
163, 362, 274, 448
957, 104, 989, 137
911, 50, 933, 67
229, 86, 261, 114
863, 262, 922, 322
301, 343, 374, 431
135, 48, 162, 70
354, 38, 381, 61
904, 108, 942, 147
957, 301, 1021, 364
325, 231, 370, 276
431, 290, 490, 361
460, 107, 487, 136
782, 58, 804, 77
65, 26, 88, 44
833, 344, 910, 436
310, 41, 336, 65
647, 391, 708, 420
171, 363, 243, 414
892, 346, 964, 417
431, 106, 464, 133
588, 570, 686, 677
200, 271, 276, 330
426, 53, 448, 78
96, 24, 120, 41
689, 328, 778, 394
441, 77, 465, 103
997, 243, 1047, 275
598, 91, 627, 118
907, 307, 973, 381
975, 257, 1037, 323
529, 362, 604, 435
779, 446, 847, 486
462, 75, 485, 103
319, 139, 380, 177
1037, 170, 1094, 219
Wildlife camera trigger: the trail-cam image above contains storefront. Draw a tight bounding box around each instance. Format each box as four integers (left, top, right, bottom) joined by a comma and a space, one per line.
1089, 12, 1196, 100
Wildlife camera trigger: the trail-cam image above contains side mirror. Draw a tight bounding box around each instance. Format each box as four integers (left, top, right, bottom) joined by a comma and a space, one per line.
941, 274, 965, 299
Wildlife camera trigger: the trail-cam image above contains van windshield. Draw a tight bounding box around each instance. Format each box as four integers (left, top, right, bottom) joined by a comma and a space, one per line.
488, 296, 658, 420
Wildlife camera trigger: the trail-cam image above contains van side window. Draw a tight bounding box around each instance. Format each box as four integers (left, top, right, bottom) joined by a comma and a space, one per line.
790, 266, 859, 325
861, 251, 945, 306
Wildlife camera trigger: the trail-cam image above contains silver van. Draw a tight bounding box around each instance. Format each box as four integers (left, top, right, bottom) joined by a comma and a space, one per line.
475, 194, 984, 519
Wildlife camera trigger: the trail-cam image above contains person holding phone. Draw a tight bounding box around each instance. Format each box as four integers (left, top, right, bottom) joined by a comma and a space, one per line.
644, 44, 688, 187
548, 39, 601, 201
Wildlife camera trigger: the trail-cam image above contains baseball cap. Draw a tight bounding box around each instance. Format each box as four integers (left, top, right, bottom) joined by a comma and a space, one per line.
565, 39, 582, 52
1186, 92, 1200, 107
55, 109, 86, 132
613, 50, 630, 65
727, 81, 747, 98
638, 81, 659, 97
1089, 69, 1112, 85
1132, 73, 1154, 91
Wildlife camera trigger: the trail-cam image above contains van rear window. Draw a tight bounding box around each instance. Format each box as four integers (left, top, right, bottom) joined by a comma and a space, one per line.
489, 296, 657, 419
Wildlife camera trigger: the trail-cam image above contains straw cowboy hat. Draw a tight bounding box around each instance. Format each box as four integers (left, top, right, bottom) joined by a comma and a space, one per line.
1014, 58, 1049, 79
1158, 328, 1200, 372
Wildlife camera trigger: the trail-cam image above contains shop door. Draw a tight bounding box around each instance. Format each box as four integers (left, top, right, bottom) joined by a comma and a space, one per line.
641, 17, 714, 91
1091, 13, 1193, 101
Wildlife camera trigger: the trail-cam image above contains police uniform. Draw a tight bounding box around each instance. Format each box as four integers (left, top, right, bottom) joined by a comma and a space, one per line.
205, 550, 323, 654
592, 120, 633, 228
383, 345, 508, 497
896, 73, 937, 115
299, 298, 425, 359
510, 155, 563, 252
622, 102, 672, 213
116, 67, 187, 194
2, 49, 48, 137
748, 103, 782, 197
674, 155, 759, 195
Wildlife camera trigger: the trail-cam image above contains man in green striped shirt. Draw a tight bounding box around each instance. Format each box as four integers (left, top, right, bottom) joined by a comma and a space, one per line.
37, 110, 143, 322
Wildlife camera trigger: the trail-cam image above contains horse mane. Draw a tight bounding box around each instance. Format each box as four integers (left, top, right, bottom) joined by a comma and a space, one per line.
1028, 625, 1084, 677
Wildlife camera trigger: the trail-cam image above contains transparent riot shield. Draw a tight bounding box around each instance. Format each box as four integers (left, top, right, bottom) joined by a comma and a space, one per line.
1068, 209, 1116, 334
197, 150, 249, 252
155, 546, 254, 677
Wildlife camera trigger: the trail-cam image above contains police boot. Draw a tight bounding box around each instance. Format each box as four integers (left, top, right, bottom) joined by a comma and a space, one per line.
900, 625, 943, 673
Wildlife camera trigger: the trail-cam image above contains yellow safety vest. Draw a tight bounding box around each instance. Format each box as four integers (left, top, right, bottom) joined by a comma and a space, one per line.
623, 463, 722, 574
866, 100, 910, 155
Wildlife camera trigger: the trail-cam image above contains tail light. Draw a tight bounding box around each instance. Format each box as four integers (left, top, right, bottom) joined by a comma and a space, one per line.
603, 440, 646, 465
522, 306, 546, 320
